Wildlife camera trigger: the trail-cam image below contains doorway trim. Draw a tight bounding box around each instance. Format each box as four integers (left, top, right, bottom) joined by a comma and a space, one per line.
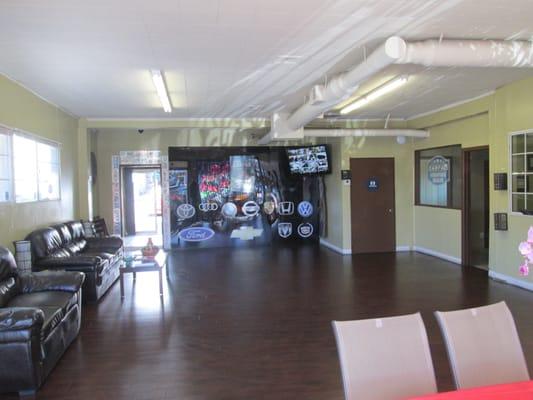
462, 145, 489, 267
111, 151, 171, 249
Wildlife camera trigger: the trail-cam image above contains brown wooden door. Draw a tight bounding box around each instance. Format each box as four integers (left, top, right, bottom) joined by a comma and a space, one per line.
350, 158, 396, 253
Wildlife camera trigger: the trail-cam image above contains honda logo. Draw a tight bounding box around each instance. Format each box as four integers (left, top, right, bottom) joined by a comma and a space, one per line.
278, 223, 292, 238
278, 201, 294, 215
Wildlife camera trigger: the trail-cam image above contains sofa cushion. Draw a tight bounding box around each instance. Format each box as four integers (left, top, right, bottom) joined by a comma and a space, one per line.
0, 278, 19, 308
7, 291, 78, 315
39, 306, 64, 340
25, 227, 63, 260
66, 221, 85, 241
66, 239, 87, 255
51, 224, 73, 246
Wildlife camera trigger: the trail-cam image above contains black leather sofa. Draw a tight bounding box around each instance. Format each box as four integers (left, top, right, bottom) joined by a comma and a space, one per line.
25, 221, 123, 303
0, 246, 85, 397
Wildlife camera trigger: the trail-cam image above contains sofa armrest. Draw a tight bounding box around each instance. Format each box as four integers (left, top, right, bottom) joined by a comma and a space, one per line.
19, 271, 85, 294
0, 308, 44, 343
86, 236, 123, 250
35, 256, 102, 274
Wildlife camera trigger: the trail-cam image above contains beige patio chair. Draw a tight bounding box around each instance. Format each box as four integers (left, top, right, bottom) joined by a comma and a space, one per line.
435, 301, 529, 389
332, 312, 437, 400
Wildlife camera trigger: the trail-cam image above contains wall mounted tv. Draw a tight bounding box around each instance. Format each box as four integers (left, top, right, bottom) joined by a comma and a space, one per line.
286, 144, 331, 175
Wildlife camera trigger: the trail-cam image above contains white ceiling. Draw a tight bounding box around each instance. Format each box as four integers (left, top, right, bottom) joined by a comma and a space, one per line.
1, 0, 533, 119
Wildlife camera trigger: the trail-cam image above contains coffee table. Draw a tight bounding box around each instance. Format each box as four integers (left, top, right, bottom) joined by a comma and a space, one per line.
120, 251, 168, 298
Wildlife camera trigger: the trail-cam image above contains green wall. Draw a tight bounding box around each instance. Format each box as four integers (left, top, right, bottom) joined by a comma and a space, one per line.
0, 75, 79, 250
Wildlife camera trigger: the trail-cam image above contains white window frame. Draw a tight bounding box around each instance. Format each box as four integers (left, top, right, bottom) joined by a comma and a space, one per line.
0, 130, 12, 203
509, 129, 533, 216
0, 124, 62, 205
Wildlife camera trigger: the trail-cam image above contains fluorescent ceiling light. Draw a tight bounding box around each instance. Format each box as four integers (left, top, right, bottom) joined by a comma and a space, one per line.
151, 69, 172, 113
340, 76, 409, 115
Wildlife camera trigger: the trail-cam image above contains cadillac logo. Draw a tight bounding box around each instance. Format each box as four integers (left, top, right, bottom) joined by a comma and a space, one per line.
297, 223, 313, 238
176, 203, 196, 219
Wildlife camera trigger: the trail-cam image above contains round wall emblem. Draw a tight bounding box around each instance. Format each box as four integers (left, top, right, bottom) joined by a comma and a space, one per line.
297, 223, 314, 238
263, 201, 276, 215
176, 203, 196, 219
242, 201, 260, 217
297, 201, 313, 217
221, 202, 238, 218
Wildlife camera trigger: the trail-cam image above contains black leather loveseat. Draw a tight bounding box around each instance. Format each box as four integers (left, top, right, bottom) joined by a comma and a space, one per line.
0, 246, 85, 396
25, 221, 123, 303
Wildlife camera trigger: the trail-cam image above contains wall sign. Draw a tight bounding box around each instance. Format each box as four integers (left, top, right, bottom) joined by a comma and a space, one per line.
428, 155, 450, 185
366, 177, 379, 192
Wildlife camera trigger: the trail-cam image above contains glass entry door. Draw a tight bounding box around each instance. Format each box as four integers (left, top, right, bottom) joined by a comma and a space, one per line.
122, 167, 162, 236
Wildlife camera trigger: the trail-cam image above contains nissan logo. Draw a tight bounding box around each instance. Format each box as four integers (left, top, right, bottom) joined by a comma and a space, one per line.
242, 201, 260, 217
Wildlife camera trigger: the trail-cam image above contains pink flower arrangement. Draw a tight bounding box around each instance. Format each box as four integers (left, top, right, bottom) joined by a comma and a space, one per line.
518, 227, 533, 276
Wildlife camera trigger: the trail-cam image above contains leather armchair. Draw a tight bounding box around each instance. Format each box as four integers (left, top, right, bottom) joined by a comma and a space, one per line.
0, 246, 85, 397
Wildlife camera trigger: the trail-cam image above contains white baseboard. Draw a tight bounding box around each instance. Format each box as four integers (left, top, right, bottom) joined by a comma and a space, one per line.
319, 238, 352, 255
319, 240, 414, 255
396, 246, 412, 252
489, 270, 533, 292
412, 246, 462, 264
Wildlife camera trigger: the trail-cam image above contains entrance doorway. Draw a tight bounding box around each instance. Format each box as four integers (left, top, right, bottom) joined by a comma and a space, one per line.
350, 158, 396, 253
121, 166, 162, 249
463, 147, 490, 269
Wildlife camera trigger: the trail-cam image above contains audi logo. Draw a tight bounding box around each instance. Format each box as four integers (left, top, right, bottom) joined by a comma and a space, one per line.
199, 203, 219, 212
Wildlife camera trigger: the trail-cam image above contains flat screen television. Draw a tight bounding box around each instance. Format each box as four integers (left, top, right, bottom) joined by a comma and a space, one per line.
286, 144, 331, 175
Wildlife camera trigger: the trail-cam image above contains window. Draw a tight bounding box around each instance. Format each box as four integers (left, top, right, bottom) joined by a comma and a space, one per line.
510, 131, 533, 213
415, 145, 462, 209
12, 134, 60, 203
0, 132, 12, 202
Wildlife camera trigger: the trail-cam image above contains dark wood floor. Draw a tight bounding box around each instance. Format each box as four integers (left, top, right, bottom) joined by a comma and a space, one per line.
2, 245, 533, 399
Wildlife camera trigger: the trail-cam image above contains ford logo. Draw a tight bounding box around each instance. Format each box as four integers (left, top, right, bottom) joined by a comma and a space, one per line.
178, 227, 215, 242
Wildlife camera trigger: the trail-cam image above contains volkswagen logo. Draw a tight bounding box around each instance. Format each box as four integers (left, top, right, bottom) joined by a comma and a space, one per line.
297, 223, 313, 238
176, 203, 195, 219
199, 202, 219, 212
242, 201, 260, 217
297, 201, 313, 217
221, 202, 238, 218
278, 201, 294, 215
278, 223, 292, 238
